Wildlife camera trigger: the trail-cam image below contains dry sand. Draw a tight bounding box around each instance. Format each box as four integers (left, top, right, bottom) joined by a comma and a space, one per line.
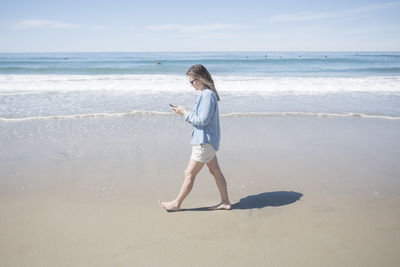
1, 116, 399, 266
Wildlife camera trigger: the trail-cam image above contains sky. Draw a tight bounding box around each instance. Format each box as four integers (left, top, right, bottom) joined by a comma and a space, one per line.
0, 0, 399, 52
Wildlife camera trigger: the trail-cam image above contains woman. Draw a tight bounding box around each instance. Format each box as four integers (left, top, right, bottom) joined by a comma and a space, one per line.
159, 64, 231, 211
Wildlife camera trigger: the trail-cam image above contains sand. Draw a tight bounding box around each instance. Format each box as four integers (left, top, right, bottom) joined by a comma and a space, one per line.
1, 115, 400, 266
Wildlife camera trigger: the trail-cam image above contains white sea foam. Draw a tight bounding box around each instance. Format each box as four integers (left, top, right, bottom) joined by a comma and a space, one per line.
1, 74, 400, 95
1, 111, 399, 122
222, 112, 400, 120
0, 111, 173, 121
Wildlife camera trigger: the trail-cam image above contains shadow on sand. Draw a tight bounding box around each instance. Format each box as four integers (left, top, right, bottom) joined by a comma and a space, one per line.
178, 191, 303, 212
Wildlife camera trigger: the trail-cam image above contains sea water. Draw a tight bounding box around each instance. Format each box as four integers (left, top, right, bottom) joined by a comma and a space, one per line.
0, 51, 400, 121
1, 52, 400, 200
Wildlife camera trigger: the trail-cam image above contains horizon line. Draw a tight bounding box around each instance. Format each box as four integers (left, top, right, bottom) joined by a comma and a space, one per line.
1, 50, 400, 54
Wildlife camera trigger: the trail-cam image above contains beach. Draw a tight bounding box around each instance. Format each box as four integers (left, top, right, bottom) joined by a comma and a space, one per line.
1, 114, 400, 266
1, 52, 400, 266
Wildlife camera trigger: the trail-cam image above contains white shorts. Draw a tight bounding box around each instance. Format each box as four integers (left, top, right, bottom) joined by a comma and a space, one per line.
191, 143, 216, 163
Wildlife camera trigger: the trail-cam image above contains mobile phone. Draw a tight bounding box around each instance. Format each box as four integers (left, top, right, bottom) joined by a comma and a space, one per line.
169, 104, 177, 108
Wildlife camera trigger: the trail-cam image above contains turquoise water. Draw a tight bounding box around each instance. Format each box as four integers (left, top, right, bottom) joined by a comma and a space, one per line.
0, 52, 400, 120
1, 52, 400, 76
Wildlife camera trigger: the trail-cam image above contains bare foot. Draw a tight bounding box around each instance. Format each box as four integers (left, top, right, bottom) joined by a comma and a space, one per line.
158, 200, 180, 212
208, 202, 232, 210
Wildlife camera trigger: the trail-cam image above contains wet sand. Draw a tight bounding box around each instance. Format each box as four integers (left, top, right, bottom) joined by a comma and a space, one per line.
1, 116, 400, 266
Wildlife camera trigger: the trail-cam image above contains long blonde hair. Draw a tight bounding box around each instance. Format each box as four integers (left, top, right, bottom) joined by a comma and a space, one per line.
186, 64, 220, 101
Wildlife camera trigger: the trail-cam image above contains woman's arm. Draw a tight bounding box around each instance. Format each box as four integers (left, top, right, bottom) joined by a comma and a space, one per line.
184, 92, 216, 126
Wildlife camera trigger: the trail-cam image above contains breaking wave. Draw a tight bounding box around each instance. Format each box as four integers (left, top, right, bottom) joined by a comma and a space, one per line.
1, 111, 399, 122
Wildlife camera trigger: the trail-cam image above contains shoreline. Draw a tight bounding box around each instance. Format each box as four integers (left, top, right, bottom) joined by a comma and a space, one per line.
1, 116, 400, 266
1, 110, 400, 122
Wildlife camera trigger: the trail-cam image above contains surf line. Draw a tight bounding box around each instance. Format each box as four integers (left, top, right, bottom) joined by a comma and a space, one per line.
222, 112, 400, 120
1, 111, 399, 122
0, 111, 174, 122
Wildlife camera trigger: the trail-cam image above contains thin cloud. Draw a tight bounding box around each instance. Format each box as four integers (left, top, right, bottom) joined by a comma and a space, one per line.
146, 23, 236, 32
9, 19, 106, 30
266, 1, 400, 23
267, 12, 331, 23
14, 19, 82, 29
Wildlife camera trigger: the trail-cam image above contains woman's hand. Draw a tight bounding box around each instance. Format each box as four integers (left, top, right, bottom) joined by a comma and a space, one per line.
171, 106, 187, 116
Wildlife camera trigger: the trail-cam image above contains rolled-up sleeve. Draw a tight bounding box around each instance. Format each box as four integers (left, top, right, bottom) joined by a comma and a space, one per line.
184, 92, 216, 126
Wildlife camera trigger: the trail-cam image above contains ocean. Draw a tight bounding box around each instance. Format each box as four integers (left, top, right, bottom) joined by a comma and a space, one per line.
2, 52, 400, 267
1, 51, 400, 121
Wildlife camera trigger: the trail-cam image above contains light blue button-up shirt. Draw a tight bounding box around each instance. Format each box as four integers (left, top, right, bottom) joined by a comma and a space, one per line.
184, 88, 220, 151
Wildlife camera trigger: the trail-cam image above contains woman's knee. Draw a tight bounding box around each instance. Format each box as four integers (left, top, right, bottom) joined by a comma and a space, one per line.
208, 164, 222, 176
207, 166, 217, 175
184, 169, 196, 181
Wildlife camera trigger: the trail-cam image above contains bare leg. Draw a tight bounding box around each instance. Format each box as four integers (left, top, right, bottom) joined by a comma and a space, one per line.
206, 156, 231, 210
159, 159, 204, 211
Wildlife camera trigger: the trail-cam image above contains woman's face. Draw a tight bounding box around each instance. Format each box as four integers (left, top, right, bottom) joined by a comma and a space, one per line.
188, 76, 204, 91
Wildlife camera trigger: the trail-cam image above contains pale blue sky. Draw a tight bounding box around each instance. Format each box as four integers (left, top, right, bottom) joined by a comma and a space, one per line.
1, 0, 399, 52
